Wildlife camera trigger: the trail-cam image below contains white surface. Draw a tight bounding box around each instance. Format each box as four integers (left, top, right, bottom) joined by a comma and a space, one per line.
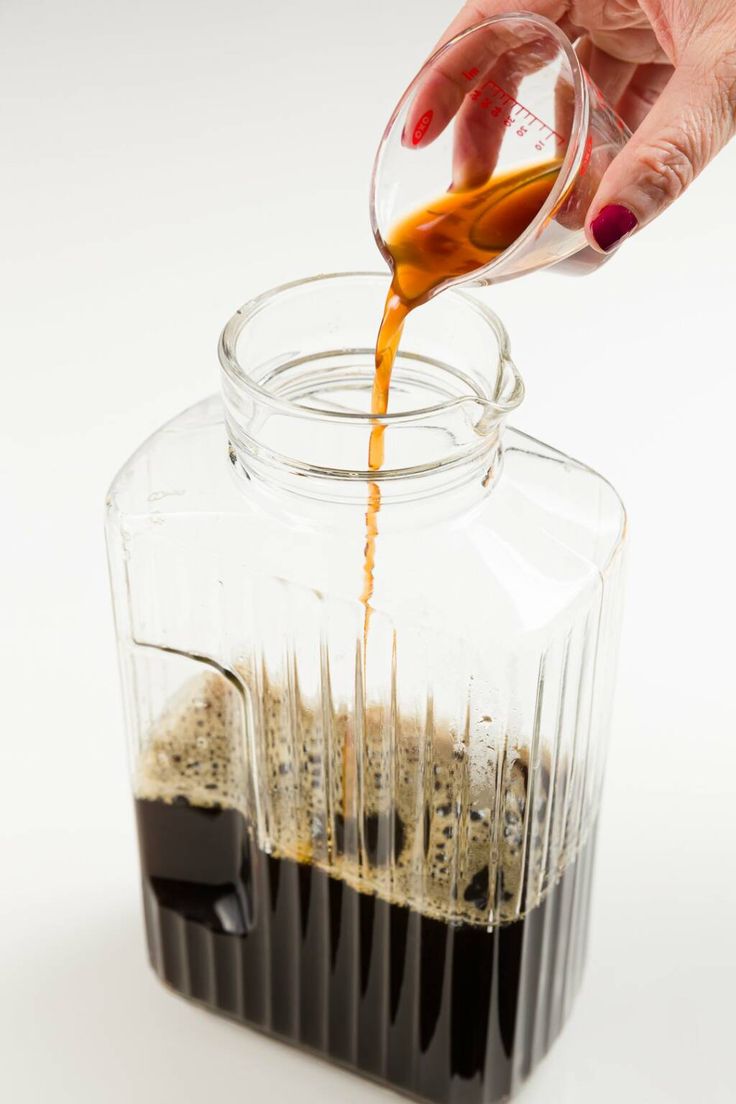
1, 2, 734, 1101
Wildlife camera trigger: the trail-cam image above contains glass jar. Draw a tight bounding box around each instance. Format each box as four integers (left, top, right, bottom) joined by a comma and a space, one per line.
106, 273, 626, 1103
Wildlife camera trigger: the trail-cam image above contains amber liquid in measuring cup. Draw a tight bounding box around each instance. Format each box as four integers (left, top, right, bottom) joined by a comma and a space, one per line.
361, 159, 562, 621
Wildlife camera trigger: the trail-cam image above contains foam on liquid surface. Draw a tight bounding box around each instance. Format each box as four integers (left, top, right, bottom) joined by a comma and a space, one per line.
136, 670, 562, 926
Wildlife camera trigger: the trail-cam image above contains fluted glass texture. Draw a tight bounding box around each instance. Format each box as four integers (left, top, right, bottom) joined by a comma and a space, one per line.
107, 275, 625, 1103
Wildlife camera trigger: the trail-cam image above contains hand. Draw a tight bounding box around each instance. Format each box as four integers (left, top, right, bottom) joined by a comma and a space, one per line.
408, 0, 736, 252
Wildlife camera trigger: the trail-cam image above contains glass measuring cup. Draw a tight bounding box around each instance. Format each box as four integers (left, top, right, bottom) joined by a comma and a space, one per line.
370, 13, 633, 286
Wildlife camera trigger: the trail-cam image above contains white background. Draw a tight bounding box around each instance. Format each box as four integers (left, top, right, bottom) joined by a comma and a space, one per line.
1, 2, 734, 1101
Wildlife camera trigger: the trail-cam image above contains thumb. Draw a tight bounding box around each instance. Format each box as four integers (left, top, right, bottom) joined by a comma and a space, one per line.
585, 48, 736, 252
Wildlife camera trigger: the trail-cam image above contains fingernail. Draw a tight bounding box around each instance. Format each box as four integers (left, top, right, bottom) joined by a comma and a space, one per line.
590, 204, 638, 252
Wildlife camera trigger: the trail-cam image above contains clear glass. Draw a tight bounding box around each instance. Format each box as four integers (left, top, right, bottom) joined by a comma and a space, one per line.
371, 13, 633, 284
106, 273, 626, 1103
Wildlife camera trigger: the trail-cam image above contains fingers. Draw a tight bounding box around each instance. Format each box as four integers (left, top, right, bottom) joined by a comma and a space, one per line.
587, 43, 736, 252
576, 38, 637, 108
615, 62, 673, 132
450, 70, 521, 188
402, 1, 567, 149
402, 64, 479, 149
403, 24, 548, 151
553, 37, 635, 170
433, 0, 566, 54
450, 34, 559, 188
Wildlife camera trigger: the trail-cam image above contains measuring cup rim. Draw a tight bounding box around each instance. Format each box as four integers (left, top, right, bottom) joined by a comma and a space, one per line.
369, 11, 589, 289
218, 271, 524, 424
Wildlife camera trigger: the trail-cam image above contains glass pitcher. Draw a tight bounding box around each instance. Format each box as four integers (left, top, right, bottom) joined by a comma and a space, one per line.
106, 273, 626, 1103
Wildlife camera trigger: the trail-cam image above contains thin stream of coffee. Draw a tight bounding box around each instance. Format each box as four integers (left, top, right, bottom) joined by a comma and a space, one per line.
360, 159, 562, 640
360, 291, 410, 636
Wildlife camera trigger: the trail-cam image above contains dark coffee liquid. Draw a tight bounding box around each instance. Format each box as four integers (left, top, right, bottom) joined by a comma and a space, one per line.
136, 796, 596, 1103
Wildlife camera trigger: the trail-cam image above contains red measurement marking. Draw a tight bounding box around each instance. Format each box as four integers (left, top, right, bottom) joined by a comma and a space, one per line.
412, 110, 433, 145
462, 67, 480, 80
476, 79, 566, 144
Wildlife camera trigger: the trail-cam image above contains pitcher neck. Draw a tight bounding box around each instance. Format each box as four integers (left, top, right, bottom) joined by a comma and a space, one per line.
225, 410, 508, 507
217, 273, 524, 506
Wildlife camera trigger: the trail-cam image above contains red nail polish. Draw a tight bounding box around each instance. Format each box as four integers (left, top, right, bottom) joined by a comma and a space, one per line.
590, 204, 638, 252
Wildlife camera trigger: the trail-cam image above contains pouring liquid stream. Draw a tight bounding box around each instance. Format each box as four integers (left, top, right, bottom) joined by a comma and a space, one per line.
360, 158, 562, 638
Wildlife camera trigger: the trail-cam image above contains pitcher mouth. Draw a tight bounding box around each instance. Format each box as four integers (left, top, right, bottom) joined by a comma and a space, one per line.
220, 271, 523, 493
218, 272, 524, 425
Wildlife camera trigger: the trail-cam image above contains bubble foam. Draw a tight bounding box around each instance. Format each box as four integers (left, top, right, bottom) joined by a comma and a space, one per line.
136, 670, 563, 926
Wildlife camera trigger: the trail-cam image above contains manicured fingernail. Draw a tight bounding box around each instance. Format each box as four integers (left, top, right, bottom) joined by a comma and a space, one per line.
590, 204, 638, 252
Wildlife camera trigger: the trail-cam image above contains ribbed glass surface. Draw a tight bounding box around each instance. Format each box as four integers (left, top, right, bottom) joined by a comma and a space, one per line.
128, 542, 623, 1102
107, 361, 626, 1102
